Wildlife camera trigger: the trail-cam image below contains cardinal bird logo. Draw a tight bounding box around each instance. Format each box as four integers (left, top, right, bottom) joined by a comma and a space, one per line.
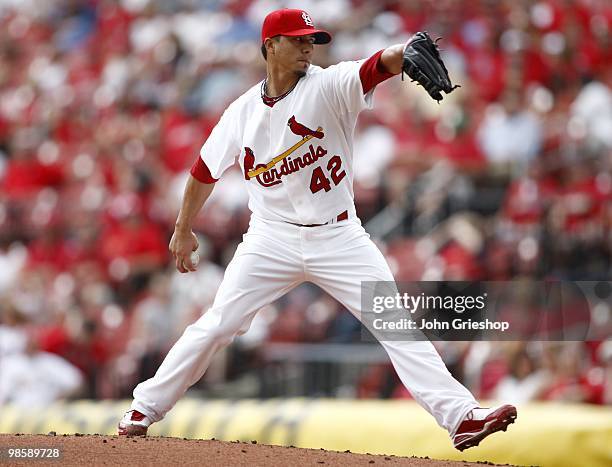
244, 117, 325, 181
243, 147, 255, 180
287, 116, 324, 139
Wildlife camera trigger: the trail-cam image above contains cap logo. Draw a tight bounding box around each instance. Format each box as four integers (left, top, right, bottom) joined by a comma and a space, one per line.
301, 12, 314, 27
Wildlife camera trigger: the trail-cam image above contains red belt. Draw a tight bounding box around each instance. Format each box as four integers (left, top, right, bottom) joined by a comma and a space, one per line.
289, 210, 348, 227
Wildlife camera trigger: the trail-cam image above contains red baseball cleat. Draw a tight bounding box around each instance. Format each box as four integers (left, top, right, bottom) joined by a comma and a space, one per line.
117, 410, 151, 436
452, 404, 517, 451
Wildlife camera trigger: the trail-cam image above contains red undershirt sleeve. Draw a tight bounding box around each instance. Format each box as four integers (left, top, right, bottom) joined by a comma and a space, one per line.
359, 49, 396, 95
190, 156, 218, 184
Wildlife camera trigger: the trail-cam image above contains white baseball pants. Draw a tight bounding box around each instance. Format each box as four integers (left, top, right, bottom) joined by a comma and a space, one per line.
132, 217, 478, 434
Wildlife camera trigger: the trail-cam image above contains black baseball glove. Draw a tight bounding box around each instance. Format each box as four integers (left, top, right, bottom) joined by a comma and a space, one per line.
401, 31, 460, 102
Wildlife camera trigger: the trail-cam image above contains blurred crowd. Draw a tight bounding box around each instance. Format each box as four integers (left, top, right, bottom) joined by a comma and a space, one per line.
0, 0, 610, 406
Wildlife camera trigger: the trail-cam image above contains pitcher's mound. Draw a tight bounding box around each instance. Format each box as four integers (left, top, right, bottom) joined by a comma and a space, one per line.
0, 434, 507, 466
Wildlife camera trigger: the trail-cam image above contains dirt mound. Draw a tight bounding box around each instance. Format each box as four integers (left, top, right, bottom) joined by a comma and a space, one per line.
0, 434, 503, 466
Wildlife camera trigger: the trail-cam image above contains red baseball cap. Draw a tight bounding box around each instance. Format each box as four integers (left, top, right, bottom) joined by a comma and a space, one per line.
261, 9, 332, 44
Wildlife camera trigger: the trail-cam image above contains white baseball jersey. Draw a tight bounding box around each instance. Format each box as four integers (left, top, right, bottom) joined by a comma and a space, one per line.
198, 60, 374, 225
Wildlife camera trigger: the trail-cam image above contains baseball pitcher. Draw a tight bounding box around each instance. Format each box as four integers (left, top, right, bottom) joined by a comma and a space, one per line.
119, 9, 516, 451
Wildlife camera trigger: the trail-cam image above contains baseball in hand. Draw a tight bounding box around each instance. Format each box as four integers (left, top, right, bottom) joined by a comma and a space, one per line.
190, 251, 200, 267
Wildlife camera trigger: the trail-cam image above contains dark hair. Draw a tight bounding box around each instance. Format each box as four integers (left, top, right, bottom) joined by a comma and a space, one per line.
261, 36, 280, 60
